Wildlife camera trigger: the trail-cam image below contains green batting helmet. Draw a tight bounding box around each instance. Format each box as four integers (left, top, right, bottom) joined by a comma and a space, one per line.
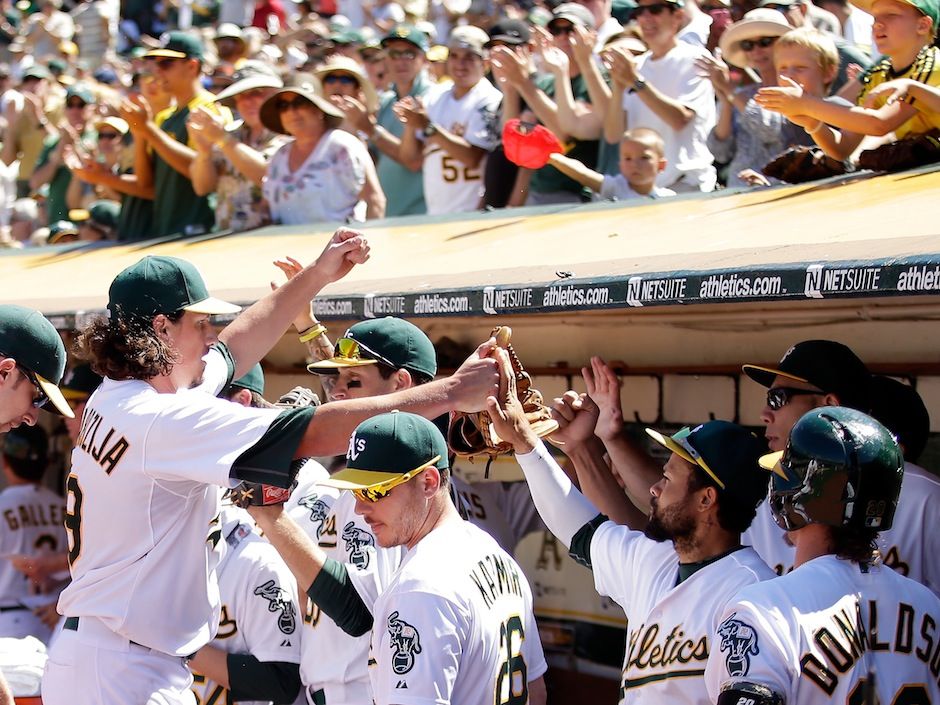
760, 406, 903, 532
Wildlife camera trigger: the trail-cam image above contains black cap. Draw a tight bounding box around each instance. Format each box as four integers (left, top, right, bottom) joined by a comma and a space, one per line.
743, 340, 871, 411
868, 376, 929, 463
486, 19, 532, 47
60, 363, 102, 400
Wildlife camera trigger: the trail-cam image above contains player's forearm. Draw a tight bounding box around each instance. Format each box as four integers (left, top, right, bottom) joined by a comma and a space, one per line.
547, 153, 603, 192
142, 120, 197, 175
189, 644, 231, 688
250, 506, 329, 591
299, 377, 459, 457
567, 439, 647, 529
514, 440, 600, 548
219, 263, 332, 379
600, 433, 661, 515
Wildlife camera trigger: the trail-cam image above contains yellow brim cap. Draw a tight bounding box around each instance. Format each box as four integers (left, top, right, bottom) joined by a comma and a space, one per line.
307, 357, 378, 373
759, 450, 788, 479
182, 297, 242, 315
645, 427, 696, 466
741, 364, 810, 386
37, 374, 74, 418
144, 49, 189, 59
318, 468, 405, 490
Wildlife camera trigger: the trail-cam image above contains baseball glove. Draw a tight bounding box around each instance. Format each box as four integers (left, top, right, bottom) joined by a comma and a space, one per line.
227, 481, 294, 508
447, 326, 558, 461
857, 130, 940, 172
275, 386, 321, 409
762, 145, 848, 184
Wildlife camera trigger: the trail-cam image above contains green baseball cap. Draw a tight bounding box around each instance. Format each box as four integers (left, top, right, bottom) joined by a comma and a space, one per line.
60, 363, 102, 400
320, 411, 449, 492
21, 65, 51, 81
381, 24, 430, 53
230, 363, 264, 395
850, 0, 938, 29
307, 317, 437, 379
65, 83, 94, 105
108, 255, 241, 322
144, 31, 205, 61
47, 219, 79, 244
0, 305, 72, 417
70, 200, 120, 231
646, 420, 769, 509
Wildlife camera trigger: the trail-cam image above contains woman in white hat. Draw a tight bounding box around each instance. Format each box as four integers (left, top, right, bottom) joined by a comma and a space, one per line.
313, 56, 381, 137
696, 9, 806, 186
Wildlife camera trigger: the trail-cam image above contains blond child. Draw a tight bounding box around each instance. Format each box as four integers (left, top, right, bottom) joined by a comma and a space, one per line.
756, 0, 940, 159
548, 128, 677, 201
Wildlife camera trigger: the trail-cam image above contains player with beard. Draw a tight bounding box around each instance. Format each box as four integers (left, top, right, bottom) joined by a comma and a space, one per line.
487, 353, 775, 705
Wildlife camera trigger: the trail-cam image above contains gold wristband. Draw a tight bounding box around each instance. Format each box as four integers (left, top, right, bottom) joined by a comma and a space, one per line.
299, 324, 327, 343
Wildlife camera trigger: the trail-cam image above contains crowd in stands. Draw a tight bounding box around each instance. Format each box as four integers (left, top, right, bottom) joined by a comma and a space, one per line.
0, 0, 936, 246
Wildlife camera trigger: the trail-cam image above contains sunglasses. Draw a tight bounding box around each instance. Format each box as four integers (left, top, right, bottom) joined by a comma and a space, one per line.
671, 427, 724, 490
17, 366, 48, 409
766, 387, 821, 411
97, 132, 121, 140
633, 3, 676, 17
387, 49, 419, 60
549, 23, 575, 36
323, 74, 359, 87
155, 57, 183, 69
275, 97, 309, 112
740, 36, 778, 51
335, 337, 398, 369
352, 457, 442, 503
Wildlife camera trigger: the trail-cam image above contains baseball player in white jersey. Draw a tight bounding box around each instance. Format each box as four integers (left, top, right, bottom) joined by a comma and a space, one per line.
705, 406, 940, 705
41, 232, 501, 705
487, 348, 776, 704
0, 426, 66, 643
396, 26, 501, 215
253, 411, 547, 705
741, 341, 940, 595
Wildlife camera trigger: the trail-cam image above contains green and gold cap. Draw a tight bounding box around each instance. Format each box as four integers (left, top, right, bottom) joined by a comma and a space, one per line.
0, 305, 72, 417
108, 255, 241, 322
849, 0, 938, 32
230, 363, 264, 396
144, 31, 205, 61
381, 24, 430, 52
320, 411, 448, 490
308, 317, 437, 379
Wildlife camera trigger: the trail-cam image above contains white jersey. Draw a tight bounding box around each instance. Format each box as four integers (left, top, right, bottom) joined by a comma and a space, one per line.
422, 78, 501, 215
705, 555, 940, 705
286, 468, 403, 704
451, 477, 543, 554
191, 506, 301, 705
57, 346, 292, 657
0, 485, 66, 607
587, 521, 776, 703
745, 462, 940, 595
369, 519, 547, 705
621, 42, 717, 191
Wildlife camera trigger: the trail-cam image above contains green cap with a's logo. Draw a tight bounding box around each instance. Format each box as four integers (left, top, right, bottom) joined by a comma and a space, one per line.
381, 24, 430, 53
308, 317, 437, 379
108, 255, 242, 321
0, 305, 73, 417
144, 31, 206, 61
229, 363, 264, 396
320, 412, 448, 490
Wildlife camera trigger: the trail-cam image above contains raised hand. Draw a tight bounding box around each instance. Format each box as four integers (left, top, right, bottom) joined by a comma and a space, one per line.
755, 76, 806, 116
332, 94, 372, 133
582, 356, 624, 442
603, 45, 639, 89
486, 347, 539, 453
451, 337, 501, 413
548, 390, 599, 449
313, 227, 370, 284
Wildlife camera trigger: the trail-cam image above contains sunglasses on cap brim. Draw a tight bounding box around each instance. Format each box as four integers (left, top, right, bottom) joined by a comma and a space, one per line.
335, 337, 398, 369
352, 455, 442, 502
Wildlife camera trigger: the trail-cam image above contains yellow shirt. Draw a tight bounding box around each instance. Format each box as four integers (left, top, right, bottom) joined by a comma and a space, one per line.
858, 45, 940, 138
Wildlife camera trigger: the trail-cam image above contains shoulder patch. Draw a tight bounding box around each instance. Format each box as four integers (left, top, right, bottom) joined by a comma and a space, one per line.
254, 579, 297, 634
717, 613, 760, 677
387, 611, 422, 674
298, 494, 330, 536
342, 521, 375, 569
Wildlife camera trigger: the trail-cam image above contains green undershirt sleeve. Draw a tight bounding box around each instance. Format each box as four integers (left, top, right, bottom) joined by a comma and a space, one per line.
307, 557, 374, 637
568, 513, 608, 569
226, 655, 301, 703
231, 406, 315, 487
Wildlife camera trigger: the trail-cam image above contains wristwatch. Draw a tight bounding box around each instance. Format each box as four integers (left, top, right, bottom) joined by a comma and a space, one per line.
423, 122, 439, 138
631, 78, 647, 93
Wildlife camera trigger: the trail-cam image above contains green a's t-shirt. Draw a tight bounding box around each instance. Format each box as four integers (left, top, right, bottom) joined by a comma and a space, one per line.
151, 93, 230, 237
529, 73, 600, 199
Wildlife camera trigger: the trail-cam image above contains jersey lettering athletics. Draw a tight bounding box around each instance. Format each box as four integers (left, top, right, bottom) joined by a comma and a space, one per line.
286, 467, 403, 704
57, 347, 288, 657
705, 555, 940, 704
588, 521, 776, 704
745, 462, 940, 595
370, 520, 547, 705
191, 506, 301, 705
421, 78, 501, 215
0, 485, 67, 607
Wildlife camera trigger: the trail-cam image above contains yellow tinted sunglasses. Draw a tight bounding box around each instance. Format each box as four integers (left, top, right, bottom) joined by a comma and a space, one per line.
352, 455, 443, 503
336, 337, 398, 368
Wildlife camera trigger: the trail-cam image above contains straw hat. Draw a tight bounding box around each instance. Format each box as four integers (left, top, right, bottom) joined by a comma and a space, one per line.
719, 9, 792, 68
313, 55, 379, 113
259, 73, 344, 135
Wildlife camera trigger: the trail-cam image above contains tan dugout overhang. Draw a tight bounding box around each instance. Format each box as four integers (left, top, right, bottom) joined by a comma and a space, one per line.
3, 166, 939, 325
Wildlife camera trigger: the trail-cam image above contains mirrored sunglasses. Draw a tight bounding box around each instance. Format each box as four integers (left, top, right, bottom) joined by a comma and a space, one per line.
352, 457, 442, 503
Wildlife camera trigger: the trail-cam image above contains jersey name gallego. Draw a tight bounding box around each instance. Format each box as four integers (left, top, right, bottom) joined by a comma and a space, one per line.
802, 598, 940, 694
468, 552, 525, 610
75, 407, 129, 475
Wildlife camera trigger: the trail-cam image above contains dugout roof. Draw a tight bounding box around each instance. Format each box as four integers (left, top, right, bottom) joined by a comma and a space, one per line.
4, 165, 940, 329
